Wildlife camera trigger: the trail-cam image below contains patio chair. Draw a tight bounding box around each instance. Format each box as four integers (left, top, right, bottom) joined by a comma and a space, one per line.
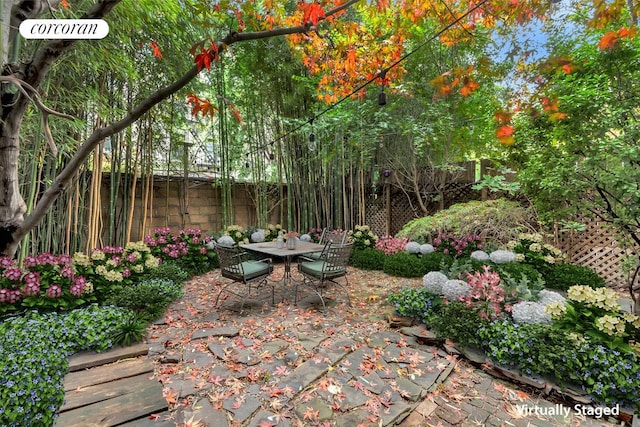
306, 228, 349, 260
214, 244, 274, 310
296, 242, 354, 313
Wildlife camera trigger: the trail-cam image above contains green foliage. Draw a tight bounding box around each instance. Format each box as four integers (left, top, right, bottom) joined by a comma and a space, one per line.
542, 263, 605, 291
0, 306, 135, 426
140, 260, 191, 283
397, 199, 536, 245
350, 248, 386, 270
562, 340, 640, 408
492, 261, 543, 285
109, 312, 148, 347
479, 320, 582, 378
441, 257, 485, 280
430, 301, 489, 347
383, 252, 424, 277
106, 278, 183, 322
499, 270, 545, 303
387, 288, 443, 324
421, 251, 454, 273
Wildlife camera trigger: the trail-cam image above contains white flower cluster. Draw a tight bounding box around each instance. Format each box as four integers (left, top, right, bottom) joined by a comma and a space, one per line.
217, 235, 235, 247
300, 234, 312, 242
537, 289, 566, 306
441, 279, 471, 300
405, 241, 421, 254
470, 250, 490, 262
251, 230, 265, 242
511, 301, 551, 324
489, 250, 516, 264
423, 271, 448, 294
420, 244, 434, 254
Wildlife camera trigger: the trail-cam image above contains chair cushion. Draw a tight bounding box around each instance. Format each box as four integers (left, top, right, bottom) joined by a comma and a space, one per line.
299, 261, 346, 279
222, 261, 272, 282
305, 251, 323, 260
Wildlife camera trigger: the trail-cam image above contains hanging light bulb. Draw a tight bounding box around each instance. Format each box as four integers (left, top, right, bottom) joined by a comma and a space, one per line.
378, 88, 387, 106
378, 68, 388, 106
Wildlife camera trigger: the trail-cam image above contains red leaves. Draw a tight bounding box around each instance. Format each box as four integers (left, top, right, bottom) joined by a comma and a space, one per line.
300, 1, 326, 26
60, 0, 70, 10
186, 94, 218, 118
191, 39, 220, 71
494, 111, 515, 146
541, 96, 567, 121
150, 41, 162, 59
429, 66, 479, 98
598, 27, 636, 51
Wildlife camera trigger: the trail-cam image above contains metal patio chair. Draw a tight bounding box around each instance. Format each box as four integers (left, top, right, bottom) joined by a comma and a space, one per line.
214, 244, 274, 310
296, 242, 354, 313
306, 228, 349, 260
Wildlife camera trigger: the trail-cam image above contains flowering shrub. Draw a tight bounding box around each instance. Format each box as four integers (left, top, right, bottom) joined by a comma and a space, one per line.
546, 285, 640, 352
0, 254, 94, 313
423, 271, 448, 294
350, 225, 379, 250
221, 224, 249, 244
144, 228, 213, 276
441, 279, 471, 301
420, 244, 434, 254
507, 233, 563, 268
375, 235, 409, 256
432, 232, 482, 257
511, 301, 551, 324
459, 267, 510, 320
265, 223, 285, 241
250, 230, 266, 242
388, 287, 443, 324
489, 249, 516, 264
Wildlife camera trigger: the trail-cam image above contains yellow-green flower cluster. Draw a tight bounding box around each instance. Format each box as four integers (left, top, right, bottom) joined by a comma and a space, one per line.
630, 341, 640, 356
595, 315, 627, 337
351, 225, 379, 250
567, 285, 620, 311
545, 301, 567, 319
518, 232, 544, 243
72, 252, 92, 267
95, 265, 124, 282
125, 241, 151, 252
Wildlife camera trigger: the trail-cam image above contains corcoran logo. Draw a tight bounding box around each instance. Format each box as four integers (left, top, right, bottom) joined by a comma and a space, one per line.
19, 19, 109, 40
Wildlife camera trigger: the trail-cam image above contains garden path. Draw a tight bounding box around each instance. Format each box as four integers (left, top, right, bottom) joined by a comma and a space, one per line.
140, 266, 628, 427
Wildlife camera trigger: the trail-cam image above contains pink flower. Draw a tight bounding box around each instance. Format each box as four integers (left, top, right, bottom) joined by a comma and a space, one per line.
24, 281, 41, 296
200, 247, 208, 255
122, 268, 131, 278
24, 272, 40, 285
46, 285, 62, 298
4, 267, 23, 281
60, 266, 75, 279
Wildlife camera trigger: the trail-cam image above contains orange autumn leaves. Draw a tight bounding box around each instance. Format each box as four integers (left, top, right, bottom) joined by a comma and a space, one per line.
494, 96, 567, 146
429, 65, 480, 98
598, 27, 637, 51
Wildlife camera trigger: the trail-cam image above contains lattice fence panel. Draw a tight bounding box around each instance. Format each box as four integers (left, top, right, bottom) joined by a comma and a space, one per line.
364, 196, 387, 238
554, 218, 637, 291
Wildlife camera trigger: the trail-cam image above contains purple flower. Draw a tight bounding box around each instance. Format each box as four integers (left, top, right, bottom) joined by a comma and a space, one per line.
24, 272, 40, 285
60, 266, 74, 279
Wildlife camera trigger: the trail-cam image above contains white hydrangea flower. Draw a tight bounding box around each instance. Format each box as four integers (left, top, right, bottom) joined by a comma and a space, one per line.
217, 235, 235, 247
251, 230, 266, 242
470, 250, 490, 262
442, 279, 471, 300
423, 271, 448, 294
300, 234, 312, 242
420, 244, 435, 254
537, 289, 566, 306
405, 241, 421, 254
511, 301, 551, 324
489, 250, 516, 264
206, 241, 216, 250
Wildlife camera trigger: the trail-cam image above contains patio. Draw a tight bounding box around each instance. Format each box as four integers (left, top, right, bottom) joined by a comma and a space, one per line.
129, 265, 625, 426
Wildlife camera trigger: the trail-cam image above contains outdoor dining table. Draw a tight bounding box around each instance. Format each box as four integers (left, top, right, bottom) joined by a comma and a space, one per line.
240, 240, 325, 288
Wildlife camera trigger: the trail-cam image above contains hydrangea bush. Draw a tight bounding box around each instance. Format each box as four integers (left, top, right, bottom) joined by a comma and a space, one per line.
507, 233, 564, 268
144, 228, 213, 276
546, 285, 640, 353
433, 232, 483, 257
1, 255, 94, 314
350, 225, 379, 251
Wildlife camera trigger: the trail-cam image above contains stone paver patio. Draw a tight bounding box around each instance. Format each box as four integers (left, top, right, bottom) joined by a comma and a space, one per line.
146, 266, 627, 426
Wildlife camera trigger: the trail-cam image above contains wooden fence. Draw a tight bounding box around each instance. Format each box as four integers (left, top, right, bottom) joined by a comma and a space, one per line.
553, 217, 637, 291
